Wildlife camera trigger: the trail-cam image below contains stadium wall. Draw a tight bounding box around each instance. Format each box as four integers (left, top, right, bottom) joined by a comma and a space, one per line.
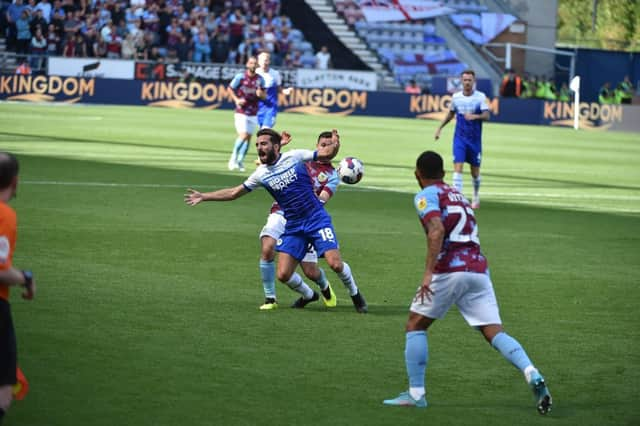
556, 48, 640, 103
0, 74, 636, 132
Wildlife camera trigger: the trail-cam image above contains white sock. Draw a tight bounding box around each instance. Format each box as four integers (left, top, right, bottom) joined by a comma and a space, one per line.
285, 272, 314, 299
409, 387, 425, 400
472, 175, 481, 199
524, 365, 537, 382
452, 172, 463, 193
337, 261, 358, 296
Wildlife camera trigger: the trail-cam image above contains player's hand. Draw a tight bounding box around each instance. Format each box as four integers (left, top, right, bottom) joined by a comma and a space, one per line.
464, 113, 475, 121
434, 128, 441, 140
236, 98, 246, 107
281, 131, 292, 146
184, 188, 204, 206
414, 272, 434, 304
22, 277, 35, 300
282, 87, 293, 95
330, 129, 341, 156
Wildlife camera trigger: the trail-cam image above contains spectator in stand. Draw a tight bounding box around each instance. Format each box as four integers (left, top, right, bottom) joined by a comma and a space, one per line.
15, 9, 31, 55
29, 26, 47, 69
62, 31, 75, 56
598, 82, 614, 104
405, 79, 421, 94
192, 0, 209, 19
261, 24, 275, 53
46, 22, 60, 55
315, 45, 331, 69
121, 32, 136, 59
29, 8, 47, 36
192, 26, 211, 62
112, 2, 125, 27
63, 10, 81, 43
228, 8, 245, 50
211, 31, 230, 63
34, 0, 51, 24
175, 32, 190, 61
616, 76, 633, 104
6, 0, 27, 51
499, 68, 521, 98
15, 57, 32, 74
557, 82, 570, 102
291, 49, 302, 68
74, 32, 87, 57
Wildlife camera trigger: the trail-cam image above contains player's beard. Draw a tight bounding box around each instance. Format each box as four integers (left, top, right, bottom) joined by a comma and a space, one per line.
259, 147, 278, 165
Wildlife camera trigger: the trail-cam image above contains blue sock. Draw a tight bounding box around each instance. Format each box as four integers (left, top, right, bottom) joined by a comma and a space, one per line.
237, 140, 250, 165
491, 332, 533, 371
405, 331, 428, 388
232, 138, 244, 158
260, 259, 276, 299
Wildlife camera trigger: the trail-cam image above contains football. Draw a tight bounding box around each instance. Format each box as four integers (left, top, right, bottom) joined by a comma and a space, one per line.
337, 157, 364, 184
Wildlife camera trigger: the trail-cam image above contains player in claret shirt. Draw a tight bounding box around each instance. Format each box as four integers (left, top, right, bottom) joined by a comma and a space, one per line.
383, 151, 551, 414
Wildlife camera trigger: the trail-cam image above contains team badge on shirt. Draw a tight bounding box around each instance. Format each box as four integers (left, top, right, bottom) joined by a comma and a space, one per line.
317, 172, 328, 184
417, 196, 427, 211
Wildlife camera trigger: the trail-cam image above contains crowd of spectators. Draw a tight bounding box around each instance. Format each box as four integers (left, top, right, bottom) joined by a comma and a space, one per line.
500, 69, 635, 104
1, 0, 321, 70
499, 68, 571, 101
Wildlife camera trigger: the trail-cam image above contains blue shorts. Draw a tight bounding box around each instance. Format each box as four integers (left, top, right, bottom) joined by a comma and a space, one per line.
257, 107, 277, 129
453, 141, 482, 167
276, 212, 339, 261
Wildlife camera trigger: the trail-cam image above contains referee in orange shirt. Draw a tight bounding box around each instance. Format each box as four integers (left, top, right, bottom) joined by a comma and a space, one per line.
0, 152, 36, 422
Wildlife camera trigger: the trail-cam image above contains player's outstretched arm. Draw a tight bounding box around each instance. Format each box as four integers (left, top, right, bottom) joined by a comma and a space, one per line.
184, 185, 249, 206
434, 111, 455, 140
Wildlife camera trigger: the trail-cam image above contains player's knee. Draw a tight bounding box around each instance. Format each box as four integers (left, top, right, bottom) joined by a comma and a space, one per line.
276, 270, 292, 283
260, 238, 276, 261
301, 263, 319, 281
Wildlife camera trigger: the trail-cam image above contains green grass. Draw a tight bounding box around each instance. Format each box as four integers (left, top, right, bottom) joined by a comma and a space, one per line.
0, 103, 639, 426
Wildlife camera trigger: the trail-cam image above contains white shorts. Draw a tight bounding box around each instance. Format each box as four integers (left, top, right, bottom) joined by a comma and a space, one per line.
409, 272, 502, 326
234, 113, 258, 135
259, 213, 318, 263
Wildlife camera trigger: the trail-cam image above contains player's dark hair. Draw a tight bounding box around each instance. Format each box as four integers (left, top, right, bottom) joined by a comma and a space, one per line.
0, 152, 19, 189
416, 151, 444, 179
257, 128, 282, 145
317, 131, 333, 141
461, 69, 476, 78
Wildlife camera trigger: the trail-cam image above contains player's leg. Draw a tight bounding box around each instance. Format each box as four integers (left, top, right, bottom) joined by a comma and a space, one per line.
0, 299, 17, 420
258, 213, 286, 309
457, 272, 552, 414
300, 246, 336, 307
237, 116, 257, 171
384, 274, 458, 408
322, 249, 366, 313
276, 236, 318, 307
230, 113, 248, 170
451, 145, 465, 194
469, 147, 482, 209
260, 108, 276, 129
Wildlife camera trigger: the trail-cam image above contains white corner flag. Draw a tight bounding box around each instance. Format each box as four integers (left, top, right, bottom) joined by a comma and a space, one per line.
570, 76, 581, 130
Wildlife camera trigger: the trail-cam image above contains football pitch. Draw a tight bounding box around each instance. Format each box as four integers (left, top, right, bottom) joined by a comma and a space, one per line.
0, 102, 639, 426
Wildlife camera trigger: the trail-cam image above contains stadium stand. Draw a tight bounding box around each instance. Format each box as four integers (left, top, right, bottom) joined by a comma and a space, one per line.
334, 0, 479, 88
0, 0, 320, 72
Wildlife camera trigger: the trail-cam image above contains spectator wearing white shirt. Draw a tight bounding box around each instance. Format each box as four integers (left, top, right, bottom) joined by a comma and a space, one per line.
315, 45, 331, 69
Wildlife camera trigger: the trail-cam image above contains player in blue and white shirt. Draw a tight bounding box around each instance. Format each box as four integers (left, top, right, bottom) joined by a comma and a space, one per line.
256, 51, 292, 129
434, 69, 489, 209
257, 131, 341, 311
184, 128, 367, 313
